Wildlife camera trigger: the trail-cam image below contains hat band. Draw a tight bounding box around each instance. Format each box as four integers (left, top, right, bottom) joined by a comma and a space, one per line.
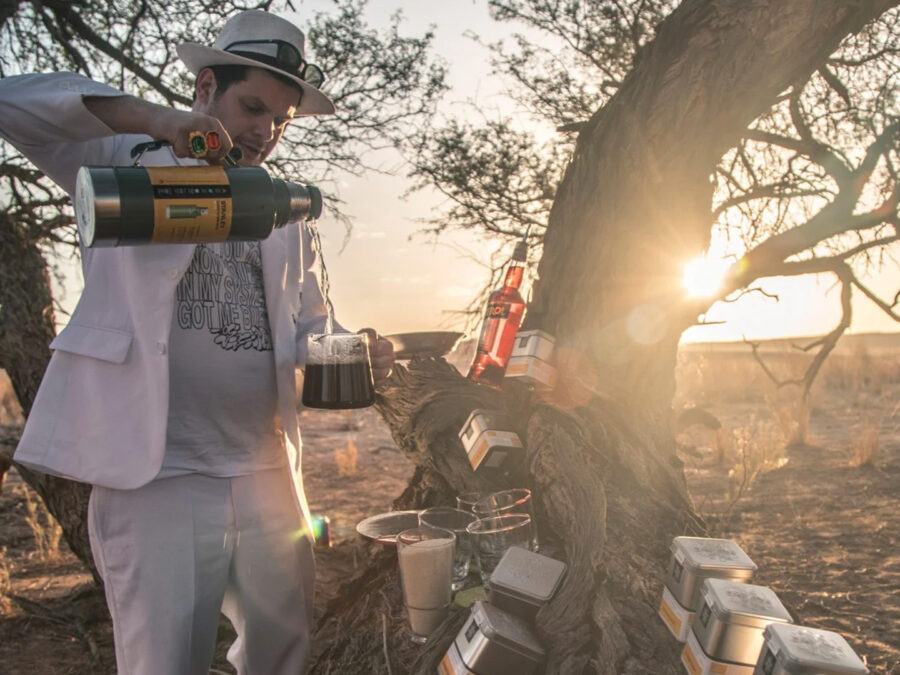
228, 48, 301, 76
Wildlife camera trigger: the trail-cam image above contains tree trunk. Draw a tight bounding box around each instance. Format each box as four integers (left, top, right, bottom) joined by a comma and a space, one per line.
309, 2, 898, 673
0, 216, 97, 581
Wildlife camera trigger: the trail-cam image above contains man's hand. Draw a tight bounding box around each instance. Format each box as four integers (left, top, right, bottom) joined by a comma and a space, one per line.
150, 108, 234, 164
359, 328, 395, 388
83, 96, 234, 164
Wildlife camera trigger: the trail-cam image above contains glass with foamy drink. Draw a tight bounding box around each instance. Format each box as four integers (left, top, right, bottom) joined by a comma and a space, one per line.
396, 526, 455, 643
302, 332, 375, 409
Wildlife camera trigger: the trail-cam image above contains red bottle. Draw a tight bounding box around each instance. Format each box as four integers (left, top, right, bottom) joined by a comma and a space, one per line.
467, 240, 527, 387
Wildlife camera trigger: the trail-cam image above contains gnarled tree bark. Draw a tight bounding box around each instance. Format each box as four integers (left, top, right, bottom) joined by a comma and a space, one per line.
0, 216, 97, 581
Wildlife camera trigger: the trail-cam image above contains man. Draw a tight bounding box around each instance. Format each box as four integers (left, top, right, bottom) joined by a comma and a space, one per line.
0, 10, 394, 674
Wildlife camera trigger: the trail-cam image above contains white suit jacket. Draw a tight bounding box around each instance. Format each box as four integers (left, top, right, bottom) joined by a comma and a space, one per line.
0, 72, 336, 535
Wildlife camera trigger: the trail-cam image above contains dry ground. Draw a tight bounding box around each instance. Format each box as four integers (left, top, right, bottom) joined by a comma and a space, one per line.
0, 334, 898, 673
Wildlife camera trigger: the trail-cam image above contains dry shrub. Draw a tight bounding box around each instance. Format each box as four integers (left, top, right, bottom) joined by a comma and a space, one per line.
0, 546, 12, 615
723, 416, 788, 511
23, 487, 62, 561
334, 438, 359, 477
765, 386, 809, 446
851, 424, 881, 467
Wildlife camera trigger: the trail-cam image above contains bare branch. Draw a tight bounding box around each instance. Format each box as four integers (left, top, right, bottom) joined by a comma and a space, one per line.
734, 188, 900, 286
851, 275, 900, 322
745, 263, 852, 397
743, 128, 852, 184
724, 286, 780, 303
817, 66, 851, 105
746, 337, 799, 388
39, 0, 191, 106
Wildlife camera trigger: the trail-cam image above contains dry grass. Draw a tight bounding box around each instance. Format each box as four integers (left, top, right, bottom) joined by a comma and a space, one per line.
0, 547, 12, 615
851, 425, 881, 467
23, 487, 62, 562
0, 370, 22, 427
819, 344, 900, 396
334, 438, 359, 477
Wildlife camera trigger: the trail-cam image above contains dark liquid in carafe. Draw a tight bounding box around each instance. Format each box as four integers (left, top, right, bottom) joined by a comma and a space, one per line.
302, 361, 375, 409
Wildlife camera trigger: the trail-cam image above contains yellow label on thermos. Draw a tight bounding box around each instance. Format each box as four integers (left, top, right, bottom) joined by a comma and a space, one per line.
146, 166, 233, 243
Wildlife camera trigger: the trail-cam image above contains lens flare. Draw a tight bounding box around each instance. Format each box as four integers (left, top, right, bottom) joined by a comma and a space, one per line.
683, 256, 729, 298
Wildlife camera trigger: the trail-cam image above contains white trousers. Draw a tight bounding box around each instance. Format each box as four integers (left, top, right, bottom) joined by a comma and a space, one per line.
88, 467, 315, 675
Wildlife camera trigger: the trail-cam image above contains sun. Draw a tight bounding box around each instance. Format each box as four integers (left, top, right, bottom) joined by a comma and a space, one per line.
683, 256, 729, 298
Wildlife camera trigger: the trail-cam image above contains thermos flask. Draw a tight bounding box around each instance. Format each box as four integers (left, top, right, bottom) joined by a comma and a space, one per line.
75, 165, 322, 247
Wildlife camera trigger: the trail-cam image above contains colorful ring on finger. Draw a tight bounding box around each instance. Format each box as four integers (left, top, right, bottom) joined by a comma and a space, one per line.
205, 131, 221, 150
188, 131, 208, 158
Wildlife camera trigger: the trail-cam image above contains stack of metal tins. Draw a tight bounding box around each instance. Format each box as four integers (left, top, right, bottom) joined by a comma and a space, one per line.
438, 601, 545, 675
753, 623, 868, 675
682, 578, 792, 675
660, 536, 758, 641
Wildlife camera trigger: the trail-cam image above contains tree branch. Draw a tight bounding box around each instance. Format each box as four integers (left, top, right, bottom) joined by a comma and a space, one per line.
40, 0, 191, 106
745, 263, 853, 398
743, 128, 853, 185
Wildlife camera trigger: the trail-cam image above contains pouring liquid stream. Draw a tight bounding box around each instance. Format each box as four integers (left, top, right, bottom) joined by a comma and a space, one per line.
307, 220, 335, 336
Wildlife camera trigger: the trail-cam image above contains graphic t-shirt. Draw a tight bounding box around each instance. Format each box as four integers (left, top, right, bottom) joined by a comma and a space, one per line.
159, 241, 286, 478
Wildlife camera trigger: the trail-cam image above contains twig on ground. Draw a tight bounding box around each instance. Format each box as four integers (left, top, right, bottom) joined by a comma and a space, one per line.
382, 612, 394, 675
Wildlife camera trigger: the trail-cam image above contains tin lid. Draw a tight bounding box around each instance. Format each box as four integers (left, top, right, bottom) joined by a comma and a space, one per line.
702, 579, 792, 626
763, 624, 868, 674
490, 546, 567, 604
459, 409, 514, 441
471, 601, 546, 662
514, 329, 556, 345
671, 537, 757, 573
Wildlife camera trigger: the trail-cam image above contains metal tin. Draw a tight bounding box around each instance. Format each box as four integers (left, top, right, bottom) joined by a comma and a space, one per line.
754, 624, 869, 675
683, 629, 756, 675
510, 330, 555, 360
691, 578, 792, 665
458, 409, 523, 472
453, 601, 545, 675
505, 355, 557, 388
666, 536, 757, 610
459, 409, 514, 447
658, 585, 694, 642
438, 641, 477, 675
488, 546, 567, 622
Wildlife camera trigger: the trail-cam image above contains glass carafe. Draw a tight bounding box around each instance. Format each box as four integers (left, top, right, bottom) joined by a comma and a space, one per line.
301, 333, 375, 409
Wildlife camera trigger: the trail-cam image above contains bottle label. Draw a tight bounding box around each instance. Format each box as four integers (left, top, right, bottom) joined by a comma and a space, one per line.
488, 302, 510, 319
146, 166, 233, 243
477, 302, 509, 352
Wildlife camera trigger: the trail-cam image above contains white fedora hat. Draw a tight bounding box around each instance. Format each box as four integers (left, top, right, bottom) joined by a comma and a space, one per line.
177, 10, 335, 117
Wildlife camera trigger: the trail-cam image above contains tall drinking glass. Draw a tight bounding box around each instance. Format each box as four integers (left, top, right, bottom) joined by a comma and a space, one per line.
472, 488, 538, 550
418, 507, 477, 591
466, 514, 532, 587
396, 526, 455, 643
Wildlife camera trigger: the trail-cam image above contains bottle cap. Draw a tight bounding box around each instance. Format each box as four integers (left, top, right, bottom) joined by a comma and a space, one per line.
513, 240, 527, 262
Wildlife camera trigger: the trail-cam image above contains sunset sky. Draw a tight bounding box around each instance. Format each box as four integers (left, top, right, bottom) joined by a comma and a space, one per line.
53, 1, 900, 344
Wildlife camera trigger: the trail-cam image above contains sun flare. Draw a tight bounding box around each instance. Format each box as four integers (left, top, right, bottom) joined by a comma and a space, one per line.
683, 256, 729, 298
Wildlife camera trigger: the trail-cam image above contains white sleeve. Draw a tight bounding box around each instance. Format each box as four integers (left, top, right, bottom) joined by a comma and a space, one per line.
295, 221, 348, 366
0, 72, 127, 195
